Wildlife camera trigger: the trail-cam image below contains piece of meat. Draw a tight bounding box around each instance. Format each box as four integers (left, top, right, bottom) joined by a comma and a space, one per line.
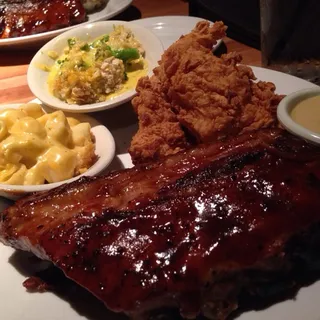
129, 76, 189, 163
0, 0, 86, 39
2, 130, 320, 319
129, 21, 284, 164
23, 276, 51, 293
81, 0, 108, 12
129, 21, 227, 164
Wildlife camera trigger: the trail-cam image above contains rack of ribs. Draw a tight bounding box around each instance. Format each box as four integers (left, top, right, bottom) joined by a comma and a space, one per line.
1, 129, 320, 319
0, 0, 86, 39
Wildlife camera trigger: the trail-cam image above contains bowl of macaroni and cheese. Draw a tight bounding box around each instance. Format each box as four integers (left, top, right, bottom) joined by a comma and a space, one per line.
0, 103, 115, 200
27, 21, 164, 113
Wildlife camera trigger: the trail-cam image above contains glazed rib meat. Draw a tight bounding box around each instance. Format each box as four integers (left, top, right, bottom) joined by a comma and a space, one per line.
0, 0, 86, 39
2, 130, 320, 319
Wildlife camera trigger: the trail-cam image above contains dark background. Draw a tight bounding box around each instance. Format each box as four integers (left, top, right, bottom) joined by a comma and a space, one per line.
188, 0, 260, 48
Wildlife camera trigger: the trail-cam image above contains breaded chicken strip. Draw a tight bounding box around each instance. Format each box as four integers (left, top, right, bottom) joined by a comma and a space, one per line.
129, 76, 189, 163
130, 21, 226, 164
130, 21, 283, 164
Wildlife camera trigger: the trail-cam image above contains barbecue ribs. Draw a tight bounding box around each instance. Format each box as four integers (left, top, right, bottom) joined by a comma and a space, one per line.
0, 0, 86, 39
1, 129, 320, 319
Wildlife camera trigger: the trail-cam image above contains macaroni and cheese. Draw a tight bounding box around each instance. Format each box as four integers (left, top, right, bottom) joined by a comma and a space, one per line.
0, 103, 96, 185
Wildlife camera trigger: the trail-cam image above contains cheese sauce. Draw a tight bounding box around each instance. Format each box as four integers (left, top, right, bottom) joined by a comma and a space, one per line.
47, 57, 147, 100
291, 95, 320, 133
107, 63, 148, 100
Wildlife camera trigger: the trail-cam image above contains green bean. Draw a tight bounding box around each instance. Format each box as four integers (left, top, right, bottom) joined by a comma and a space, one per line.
80, 43, 90, 51
91, 35, 109, 48
68, 38, 76, 48
101, 35, 109, 42
112, 48, 140, 61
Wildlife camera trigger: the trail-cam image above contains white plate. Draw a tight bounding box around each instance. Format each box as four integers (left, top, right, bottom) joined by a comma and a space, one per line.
132, 15, 223, 51
0, 103, 115, 200
1, 71, 320, 319
27, 21, 163, 113
0, 0, 132, 49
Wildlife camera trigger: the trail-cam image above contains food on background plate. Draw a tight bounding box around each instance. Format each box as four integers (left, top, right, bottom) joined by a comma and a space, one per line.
2, 129, 320, 319
81, 0, 109, 12
46, 25, 147, 105
0, 0, 109, 39
129, 21, 284, 164
0, 103, 96, 185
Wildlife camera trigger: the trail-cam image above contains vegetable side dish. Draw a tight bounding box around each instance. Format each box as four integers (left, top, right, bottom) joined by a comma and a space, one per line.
0, 103, 96, 185
47, 25, 147, 105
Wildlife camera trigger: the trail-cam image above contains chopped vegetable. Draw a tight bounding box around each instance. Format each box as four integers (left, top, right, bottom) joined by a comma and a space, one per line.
101, 35, 109, 42
68, 38, 76, 48
48, 26, 146, 105
80, 43, 90, 52
111, 48, 140, 62
76, 59, 90, 70
57, 58, 69, 65
91, 35, 110, 48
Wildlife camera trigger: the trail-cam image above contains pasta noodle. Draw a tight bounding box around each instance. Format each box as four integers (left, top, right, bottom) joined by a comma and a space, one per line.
0, 103, 96, 185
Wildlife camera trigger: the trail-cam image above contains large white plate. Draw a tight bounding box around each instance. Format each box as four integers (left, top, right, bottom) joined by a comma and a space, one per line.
1, 22, 320, 319
0, 0, 132, 49
0, 67, 319, 320
132, 16, 223, 51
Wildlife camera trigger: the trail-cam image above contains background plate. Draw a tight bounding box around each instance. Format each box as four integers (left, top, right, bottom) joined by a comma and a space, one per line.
0, 0, 132, 49
132, 16, 222, 51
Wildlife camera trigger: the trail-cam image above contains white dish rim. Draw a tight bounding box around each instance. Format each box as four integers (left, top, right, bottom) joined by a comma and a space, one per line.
277, 87, 320, 145
131, 15, 223, 51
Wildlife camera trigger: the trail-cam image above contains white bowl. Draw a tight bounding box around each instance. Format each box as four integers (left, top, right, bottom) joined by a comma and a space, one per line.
27, 21, 164, 113
0, 104, 115, 200
277, 88, 320, 145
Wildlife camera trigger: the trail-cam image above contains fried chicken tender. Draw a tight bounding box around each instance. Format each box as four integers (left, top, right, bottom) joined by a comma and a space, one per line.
129, 21, 283, 164
129, 76, 189, 163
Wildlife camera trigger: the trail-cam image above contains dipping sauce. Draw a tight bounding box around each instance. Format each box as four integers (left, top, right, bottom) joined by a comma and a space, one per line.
291, 95, 320, 133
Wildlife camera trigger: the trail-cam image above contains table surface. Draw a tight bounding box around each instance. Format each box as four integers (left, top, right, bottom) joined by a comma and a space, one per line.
0, 0, 261, 105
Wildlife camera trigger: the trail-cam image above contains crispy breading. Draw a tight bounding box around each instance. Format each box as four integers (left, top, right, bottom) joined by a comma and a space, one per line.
166, 52, 256, 141
239, 81, 284, 134
129, 21, 283, 164
129, 76, 188, 163
129, 122, 188, 163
